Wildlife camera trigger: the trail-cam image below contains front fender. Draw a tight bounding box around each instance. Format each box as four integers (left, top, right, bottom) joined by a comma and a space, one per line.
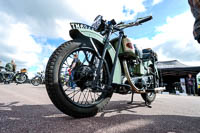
70, 29, 122, 84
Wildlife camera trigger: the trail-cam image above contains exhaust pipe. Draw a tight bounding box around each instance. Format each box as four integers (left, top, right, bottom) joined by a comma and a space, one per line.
123, 60, 165, 94
122, 60, 145, 94
154, 87, 166, 93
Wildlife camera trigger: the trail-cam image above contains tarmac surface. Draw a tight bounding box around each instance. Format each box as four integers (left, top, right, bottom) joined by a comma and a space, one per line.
0, 83, 200, 133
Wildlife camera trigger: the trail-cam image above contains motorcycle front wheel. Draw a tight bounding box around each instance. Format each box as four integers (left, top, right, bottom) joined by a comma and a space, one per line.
15, 73, 27, 84
45, 40, 113, 118
0, 74, 4, 83
31, 76, 42, 86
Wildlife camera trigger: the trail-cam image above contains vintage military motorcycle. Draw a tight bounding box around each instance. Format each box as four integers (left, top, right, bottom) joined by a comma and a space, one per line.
45, 15, 165, 118
0, 66, 28, 84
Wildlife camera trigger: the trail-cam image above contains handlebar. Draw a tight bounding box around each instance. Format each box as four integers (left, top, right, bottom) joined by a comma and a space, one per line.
114, 15, 153, 31
137, 16, 152, 24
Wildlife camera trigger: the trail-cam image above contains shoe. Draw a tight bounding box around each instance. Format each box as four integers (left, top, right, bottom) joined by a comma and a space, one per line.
72, 84, 77, 89
67, 87, 75, 91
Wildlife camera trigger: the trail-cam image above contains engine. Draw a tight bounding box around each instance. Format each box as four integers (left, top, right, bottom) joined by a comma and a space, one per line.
131, 75, 154, 90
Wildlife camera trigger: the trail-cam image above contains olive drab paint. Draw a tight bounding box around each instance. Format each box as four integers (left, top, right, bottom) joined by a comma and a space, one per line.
69, 28, 122, 84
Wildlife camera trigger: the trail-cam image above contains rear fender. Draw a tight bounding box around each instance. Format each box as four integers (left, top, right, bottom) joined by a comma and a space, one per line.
70, 29, 122, 84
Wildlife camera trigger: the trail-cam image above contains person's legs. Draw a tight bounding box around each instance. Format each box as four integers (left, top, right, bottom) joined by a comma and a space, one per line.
188, 86, 191, 95
191, 86, 195, 96
70, 70, 76, 89
7, 73, 12, 82
198, 88, 200, 96
68, 75, 71, 87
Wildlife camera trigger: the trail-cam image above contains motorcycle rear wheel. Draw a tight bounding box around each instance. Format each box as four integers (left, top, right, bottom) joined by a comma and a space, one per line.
45, 40, 113, 118
141, 92, 156, 104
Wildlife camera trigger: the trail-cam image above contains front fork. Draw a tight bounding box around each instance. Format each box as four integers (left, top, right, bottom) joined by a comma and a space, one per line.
93, 27, 124, 89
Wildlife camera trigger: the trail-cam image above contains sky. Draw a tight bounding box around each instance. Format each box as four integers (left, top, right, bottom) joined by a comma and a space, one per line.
0, 0, 199, 78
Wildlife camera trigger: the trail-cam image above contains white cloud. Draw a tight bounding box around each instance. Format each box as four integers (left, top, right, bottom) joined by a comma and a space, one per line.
0, 11, 57, 79
0, 0, 81, 38
28, 57, 49, 78
0, 0, 148, 40
152, 0, 163, 6
0, 0, 150, 77
53, 0, 148, 41
27, 44, 56, 78
67, 0, 147, 24
0, 13, 42, 68
132, 11, 200, 66
55, 19, 73, 41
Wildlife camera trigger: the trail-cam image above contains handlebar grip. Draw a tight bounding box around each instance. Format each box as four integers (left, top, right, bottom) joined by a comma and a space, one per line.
138, 16, 152, 24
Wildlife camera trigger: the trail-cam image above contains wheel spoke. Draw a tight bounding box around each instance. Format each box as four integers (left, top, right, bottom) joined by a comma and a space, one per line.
82, 90, 89, 104
89, 54, 96, 65
89, 90, 94, 102
93, 92, 97, 101
83, 50, 90, 63
80, 92, 86, 104
59, 47, 109, 107
69, 90, 81, 99
85, 89, 90, 104
94, 92, 101, 97
77, 92, 82, 103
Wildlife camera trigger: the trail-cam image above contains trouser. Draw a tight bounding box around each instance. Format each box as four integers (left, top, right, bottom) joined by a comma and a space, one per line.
188, 85, 195, 95
69, 70, 76, 88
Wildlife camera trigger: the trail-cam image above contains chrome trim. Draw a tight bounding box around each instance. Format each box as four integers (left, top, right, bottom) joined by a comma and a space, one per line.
154, 87, 165, 93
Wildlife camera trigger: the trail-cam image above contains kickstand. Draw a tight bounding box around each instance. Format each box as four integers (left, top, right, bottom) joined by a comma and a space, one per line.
127, 91, 134, 104
145, 95, 152, 108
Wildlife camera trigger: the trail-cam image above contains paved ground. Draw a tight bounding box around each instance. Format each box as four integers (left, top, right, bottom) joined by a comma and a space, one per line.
0, 83, 200, 133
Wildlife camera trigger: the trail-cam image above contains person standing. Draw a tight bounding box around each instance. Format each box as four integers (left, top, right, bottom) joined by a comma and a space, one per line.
69, 54, 81, 89
188, 0, 200, 43
11, 60, 16, 72
5, 60, 17, 83
186, 74, 195, 96
5, 60, 16, 73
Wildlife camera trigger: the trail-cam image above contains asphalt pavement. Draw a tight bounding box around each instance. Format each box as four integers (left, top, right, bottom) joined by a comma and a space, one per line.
0, 83, 200, 133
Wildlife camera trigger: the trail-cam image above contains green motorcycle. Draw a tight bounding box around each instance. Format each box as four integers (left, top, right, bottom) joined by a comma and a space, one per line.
45, 15, 165, 118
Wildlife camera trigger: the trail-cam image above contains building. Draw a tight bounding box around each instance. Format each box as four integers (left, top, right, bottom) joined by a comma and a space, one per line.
157, 60, 200, 95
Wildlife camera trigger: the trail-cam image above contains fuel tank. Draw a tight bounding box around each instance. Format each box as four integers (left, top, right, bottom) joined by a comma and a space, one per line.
122, 37, 137, 57
110, 37, 142, 58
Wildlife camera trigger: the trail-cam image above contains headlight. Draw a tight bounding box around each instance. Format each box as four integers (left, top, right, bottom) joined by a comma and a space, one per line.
92, 15, 104, 32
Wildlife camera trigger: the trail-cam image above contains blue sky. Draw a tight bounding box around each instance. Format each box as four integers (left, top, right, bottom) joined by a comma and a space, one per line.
0, 0, 199, 77
125, 0, 190, 39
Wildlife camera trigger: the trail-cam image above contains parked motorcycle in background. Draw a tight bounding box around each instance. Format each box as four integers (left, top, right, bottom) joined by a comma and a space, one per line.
31, 71, 45, 86
0, 67, 28, 84
45, 15, 165, 118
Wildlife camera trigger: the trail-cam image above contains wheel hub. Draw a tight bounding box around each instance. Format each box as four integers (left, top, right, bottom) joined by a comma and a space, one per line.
74, 65, 94, 88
